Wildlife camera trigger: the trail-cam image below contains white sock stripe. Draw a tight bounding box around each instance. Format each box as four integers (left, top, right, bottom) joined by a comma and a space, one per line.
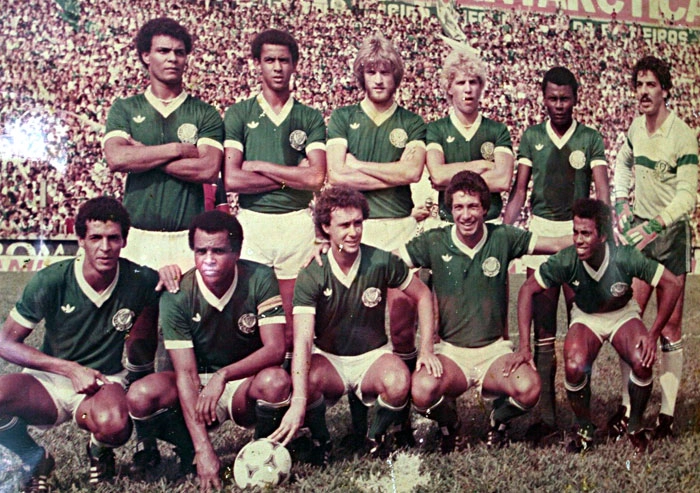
394, 349, 418, 360
377, 394, 408, 411
565, 374, 589, 392
124, 359, 155, 372
257, 394, 292, 409
507, 396, 531, 411
414, 395, 444, 415
629, 372, 653, 387
90, 435, 113, 449
535, 338, 556, 349
129, 407, 169, 422
306, 395, 324, 411
661, 340, 683, 352
0, 416, 18, 431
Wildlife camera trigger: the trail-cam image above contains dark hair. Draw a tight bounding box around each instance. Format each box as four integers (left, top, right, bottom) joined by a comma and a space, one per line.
632, 56, 672, 93
314, 186, 370, 240
135, 18, 192, 68
188, 211, 244, 254
251, 29, 299, 64
445, 171, 491, 212
542, 66, 578, 101
75, 197, 131, 240
572, 198, 613, 241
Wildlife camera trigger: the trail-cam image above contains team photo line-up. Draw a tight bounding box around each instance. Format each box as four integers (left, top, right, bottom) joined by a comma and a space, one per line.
0, 15, 697, 492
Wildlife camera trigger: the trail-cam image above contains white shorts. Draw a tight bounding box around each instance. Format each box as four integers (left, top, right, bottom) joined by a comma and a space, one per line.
23, 368, 128, 429
312, 344, 393, 405
120, 228, 193, 271
362, 217, 418, 252
522, 216, 572, 270
237, 208, 315, 280
435, 338, 514, 398
570, 300, 641, 344
199, 373, 247, 426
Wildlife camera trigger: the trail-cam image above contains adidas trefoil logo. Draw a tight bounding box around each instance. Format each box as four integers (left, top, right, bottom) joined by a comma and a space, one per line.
572, 280, 580, 287
247, 121, 259, 129
133, 115, 145, 124
350, 123, 360, 130
446, 136, 455, 143
535, 144, 544, 151
323, 288, 333, 297
192, 313, 201, 322
61, 304, 75, 313
441, 254, 452, 262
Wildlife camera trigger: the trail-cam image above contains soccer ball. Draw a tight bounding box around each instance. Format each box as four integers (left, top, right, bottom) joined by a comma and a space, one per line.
233, 439, 292, 489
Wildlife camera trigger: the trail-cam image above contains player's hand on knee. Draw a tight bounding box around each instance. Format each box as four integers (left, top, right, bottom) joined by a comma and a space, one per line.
68, 364, 106, 395
503, 350, 534, 377
156, 264, 183, 293
269, 399, 306, 446
416, 351, 443, 377
196, 375, 225, 426
195, 448, 221, 492
637, 334, 658, 368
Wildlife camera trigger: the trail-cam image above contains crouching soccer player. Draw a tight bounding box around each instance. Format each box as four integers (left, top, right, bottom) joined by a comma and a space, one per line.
127, 211, 290, 491
517, 199, 682, 454
269, 186, 438, 462
0, 197, 160, 490
399, 171, 570, 452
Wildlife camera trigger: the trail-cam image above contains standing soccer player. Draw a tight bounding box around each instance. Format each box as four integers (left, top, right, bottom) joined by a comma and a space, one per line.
401, 171, 570, 452
127, 211, 290, 491
104, 17, 224, 271
326, 34, 426, 444
0, 197, 160, 490
611, 56, 698, 439
426, 49, 513, 224
269, 187, 437, 461
223, 29, 326, 366
518, 199, 682, 454
503, 67, 610, 439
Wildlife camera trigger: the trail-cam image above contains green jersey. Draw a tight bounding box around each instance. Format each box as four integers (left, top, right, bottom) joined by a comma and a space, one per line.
401, 224, 534, 348
536, 243, 664, 314
293, 245, 411, 356
224, 94, 326, 214
104, 88, 224, 231
427, 112, 513, 222
161, 260, 284, 373
518, 121, 607, 221
327, 101, 426, 218
10, 257, 160, 375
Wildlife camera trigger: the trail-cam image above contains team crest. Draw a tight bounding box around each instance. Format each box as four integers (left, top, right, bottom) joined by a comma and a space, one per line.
389, 128, 408, 148
481, 257, 501, 277
569, 150, 586, 170
177, 123, 198, 144
238, 313, 257, 334
289, 130, 307, 151
362, 287, 382, 308
481, 142, 495, 161
610, 282, 629, 297
112, 308, 135, 332
654, 160, 671, 179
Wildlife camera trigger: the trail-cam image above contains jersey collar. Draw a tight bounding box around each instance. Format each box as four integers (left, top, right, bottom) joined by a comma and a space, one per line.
582, 243, 610, 281
451, 224, 488, 258
328, 248, 362, 289
545, 119, 577, 150
196, 267, 238, 312
74, 256, 119, 308
145, 86, 188, 118
449, 110, 483, 142
256, 93, 294, 127
360, 98, 398, 127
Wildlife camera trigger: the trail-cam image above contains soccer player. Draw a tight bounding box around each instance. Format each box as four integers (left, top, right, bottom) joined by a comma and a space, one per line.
401, 171, 570, 452
0, 197, 160, 490
103, 17, 224, 271
503, 67, 610, 439
517, 199, 682, 454
612, 55, 698, 439
326, 34, 426, 443
268, 187, 437, 462
223, 29, 326, 365
127, 211, 289, 491
426, 48, 513, 224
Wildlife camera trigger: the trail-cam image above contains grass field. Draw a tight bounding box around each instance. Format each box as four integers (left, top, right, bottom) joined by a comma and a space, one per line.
0, 272, 698, 492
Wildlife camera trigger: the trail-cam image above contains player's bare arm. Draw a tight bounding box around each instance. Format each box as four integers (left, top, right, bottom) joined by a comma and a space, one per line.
403, 276, 442, 377
169, 347, 221, 492
345, 144, 425, 186
161, 143, 222, 183
326, 142, 395, 190
269, 313, 314, 446
243, 148, 327, 191
196, 322, 285, 425
503, 163, 532, 224
0, 317, 106, 395
508, 275, 544, 375
592, 165, 611, 206
427, 149, 513, 193
639, 268, 683, 367
223, 147, 280, 194
104, 135, 198, 173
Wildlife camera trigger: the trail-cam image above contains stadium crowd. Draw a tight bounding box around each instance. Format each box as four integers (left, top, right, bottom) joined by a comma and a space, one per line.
0, 0, 699, 240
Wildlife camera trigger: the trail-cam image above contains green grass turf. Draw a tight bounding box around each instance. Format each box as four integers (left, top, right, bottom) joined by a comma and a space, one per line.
0, 272, 698, 492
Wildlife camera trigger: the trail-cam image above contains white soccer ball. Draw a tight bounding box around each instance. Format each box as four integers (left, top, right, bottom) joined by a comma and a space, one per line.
233, 438, 292, 489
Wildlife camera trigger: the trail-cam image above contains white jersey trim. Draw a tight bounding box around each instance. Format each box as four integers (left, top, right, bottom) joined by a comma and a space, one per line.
9, 307, 37, 330
196, 267, 238, 312
74, 256, 118, 308
164, 340, 195, 350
